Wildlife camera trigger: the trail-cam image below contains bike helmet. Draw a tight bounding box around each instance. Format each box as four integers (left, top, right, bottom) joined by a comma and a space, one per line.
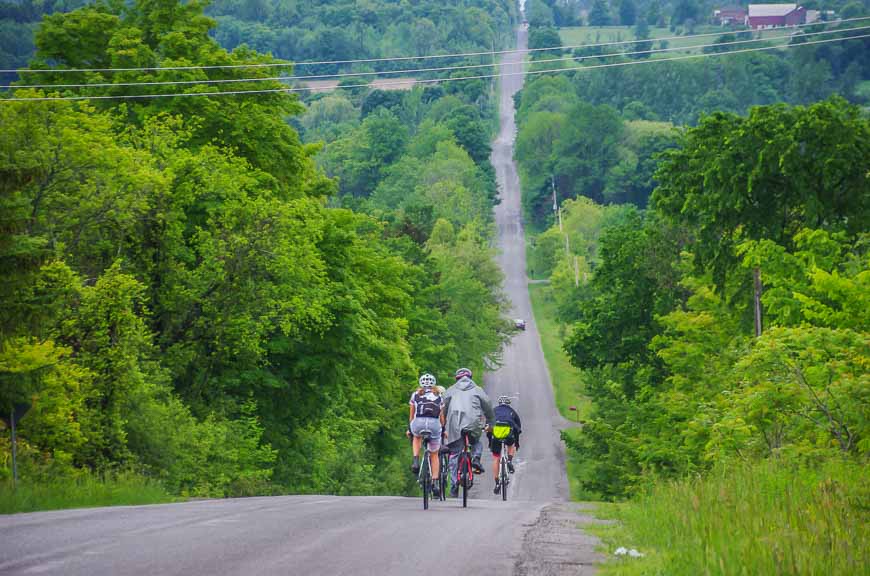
419, 373, 436, 388
497, 395, 511, 405
455, 367, 472, 380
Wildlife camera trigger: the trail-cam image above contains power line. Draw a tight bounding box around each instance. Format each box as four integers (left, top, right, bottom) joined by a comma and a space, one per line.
6, 24, 867, 91
3, 16, 868, 75
3, 33, 867, 102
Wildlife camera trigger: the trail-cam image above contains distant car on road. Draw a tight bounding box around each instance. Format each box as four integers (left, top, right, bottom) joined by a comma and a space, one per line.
514, 319, 526, 331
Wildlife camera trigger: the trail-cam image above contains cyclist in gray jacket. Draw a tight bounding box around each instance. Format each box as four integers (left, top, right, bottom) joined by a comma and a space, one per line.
442, 367, 494, 497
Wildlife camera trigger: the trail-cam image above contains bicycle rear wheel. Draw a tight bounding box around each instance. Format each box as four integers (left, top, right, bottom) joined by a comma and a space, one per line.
459, 453, 470, 508
439, 456, 448, 502
422, 454, 431, 510
500, 458, 508, 501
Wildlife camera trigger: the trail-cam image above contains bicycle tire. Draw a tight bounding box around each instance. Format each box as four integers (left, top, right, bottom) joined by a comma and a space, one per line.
420, 450, 432, 510
501, 458, 508, 501
459, 453, 471, 508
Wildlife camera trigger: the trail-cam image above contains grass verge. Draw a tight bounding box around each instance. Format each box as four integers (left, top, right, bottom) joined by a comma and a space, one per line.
528, 282, 590, 421
0, 472, 175, 514
587, 458, 870, 575
527, 281, 592, 501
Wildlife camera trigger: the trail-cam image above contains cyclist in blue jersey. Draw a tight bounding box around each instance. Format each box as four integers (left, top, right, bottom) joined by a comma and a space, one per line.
488, 395, 522, 494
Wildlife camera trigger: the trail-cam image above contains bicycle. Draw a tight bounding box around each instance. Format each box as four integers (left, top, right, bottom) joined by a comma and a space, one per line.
454, 429, 475, 508
417, 430, 438, 510
496, 434, 511, 501
438, 445, 450, 502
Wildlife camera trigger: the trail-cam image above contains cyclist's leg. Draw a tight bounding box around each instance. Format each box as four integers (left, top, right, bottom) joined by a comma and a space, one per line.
447, 439, 462, 487
470, 432, 485, 473
472, 434, 485, 460
490, 435, 501, 482
506, 433, 518, 472
429, 435, 441, 480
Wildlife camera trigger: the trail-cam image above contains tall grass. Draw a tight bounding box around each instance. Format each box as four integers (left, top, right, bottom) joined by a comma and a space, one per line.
0, 472, 174, 514
591, 458, 870, 575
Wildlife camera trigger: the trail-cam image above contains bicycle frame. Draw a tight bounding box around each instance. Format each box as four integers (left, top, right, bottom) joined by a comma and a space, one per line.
498, 446, 510, 501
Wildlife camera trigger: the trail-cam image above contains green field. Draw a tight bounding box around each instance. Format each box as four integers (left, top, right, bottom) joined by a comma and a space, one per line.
559, 25, 791, 57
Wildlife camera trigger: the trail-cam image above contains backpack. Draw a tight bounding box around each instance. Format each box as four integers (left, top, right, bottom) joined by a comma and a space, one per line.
492, 420, 512, 440
414, 391, 442, 419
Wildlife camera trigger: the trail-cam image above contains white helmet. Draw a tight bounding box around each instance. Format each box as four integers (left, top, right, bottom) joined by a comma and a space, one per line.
419, 373, 436, 388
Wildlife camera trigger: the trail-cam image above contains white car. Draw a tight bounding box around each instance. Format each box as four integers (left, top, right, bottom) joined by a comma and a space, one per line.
514, 319, 526, 331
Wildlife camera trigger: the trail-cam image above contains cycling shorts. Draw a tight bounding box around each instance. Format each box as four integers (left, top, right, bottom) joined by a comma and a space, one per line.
410, 417, 442, 451
489, 430, 517, 456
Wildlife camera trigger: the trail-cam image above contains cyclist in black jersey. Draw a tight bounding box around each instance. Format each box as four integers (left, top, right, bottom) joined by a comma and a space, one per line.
408, 373, 445, 498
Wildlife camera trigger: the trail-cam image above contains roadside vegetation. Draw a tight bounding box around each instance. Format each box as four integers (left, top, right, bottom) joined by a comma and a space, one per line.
1, 0, 517, 510
0, 471, 174, 514
591, 458, 869, 575
519, 3, 869, 573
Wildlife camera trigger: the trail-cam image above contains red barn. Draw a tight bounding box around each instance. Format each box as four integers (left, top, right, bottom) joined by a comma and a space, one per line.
746, 4, 807, 29
714, 6, 747, 25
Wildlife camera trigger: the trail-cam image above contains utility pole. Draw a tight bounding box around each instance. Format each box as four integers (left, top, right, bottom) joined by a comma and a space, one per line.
753, 267, 763, 337
574, 255, 580, 287
551, 174, 557, 213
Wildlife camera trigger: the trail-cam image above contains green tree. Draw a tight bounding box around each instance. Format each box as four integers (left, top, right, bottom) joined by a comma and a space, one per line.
588, 0, 612, 26
653, 98, 870, 289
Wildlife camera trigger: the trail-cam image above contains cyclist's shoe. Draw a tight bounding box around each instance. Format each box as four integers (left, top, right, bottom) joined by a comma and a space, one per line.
472, 456, 484, 474
411, 456, 420, 474
507, 458, 515, 474
432, 484, 441, 499
450, 484, 459, 498
493, 479, 501, 494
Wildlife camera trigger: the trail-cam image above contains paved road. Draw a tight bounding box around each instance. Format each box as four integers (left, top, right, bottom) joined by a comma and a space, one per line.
0, 25, 595, 576
481, 24, 571, 504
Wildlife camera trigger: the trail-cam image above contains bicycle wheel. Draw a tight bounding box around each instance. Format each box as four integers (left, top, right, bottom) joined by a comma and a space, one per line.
500, 457, 508, 501
422, 454, 431, 510
460, 453, 470, 508
439, 454, 448, 501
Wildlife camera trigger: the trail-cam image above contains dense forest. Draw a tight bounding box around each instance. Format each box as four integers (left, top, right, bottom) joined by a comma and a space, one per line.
517, 6, 869, 509
0, 0, 516, 81
1, 0, 515, 499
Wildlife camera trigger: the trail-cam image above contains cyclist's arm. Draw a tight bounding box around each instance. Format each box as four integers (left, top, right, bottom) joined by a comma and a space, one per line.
481, 393, 495, 426
409, 404, 415, 424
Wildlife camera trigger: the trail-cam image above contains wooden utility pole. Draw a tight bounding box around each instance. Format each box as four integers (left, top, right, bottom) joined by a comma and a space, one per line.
753, 267, 763, 337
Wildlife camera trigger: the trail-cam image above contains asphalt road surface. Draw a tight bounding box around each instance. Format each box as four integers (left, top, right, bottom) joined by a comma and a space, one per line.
1, 25, 598, 576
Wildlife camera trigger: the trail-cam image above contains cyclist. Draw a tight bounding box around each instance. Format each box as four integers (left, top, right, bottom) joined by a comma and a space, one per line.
409, 373, 445, 499
442, 367, 494, 497
488, 395, 522, 494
